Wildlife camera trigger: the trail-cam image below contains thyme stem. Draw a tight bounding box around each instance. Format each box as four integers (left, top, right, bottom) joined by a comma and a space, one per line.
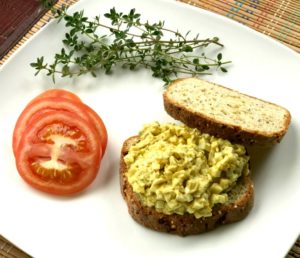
31, 6, 231, 85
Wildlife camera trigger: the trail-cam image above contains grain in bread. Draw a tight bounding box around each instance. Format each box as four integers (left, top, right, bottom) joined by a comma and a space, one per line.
120, 136, 254, 236
163, 78, 291, 146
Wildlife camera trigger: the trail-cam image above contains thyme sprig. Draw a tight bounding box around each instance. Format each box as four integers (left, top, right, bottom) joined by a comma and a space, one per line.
31, 6, 231, 84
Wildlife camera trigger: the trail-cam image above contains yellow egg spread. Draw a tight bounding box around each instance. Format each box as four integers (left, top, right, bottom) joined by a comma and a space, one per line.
124, 122, 249, 218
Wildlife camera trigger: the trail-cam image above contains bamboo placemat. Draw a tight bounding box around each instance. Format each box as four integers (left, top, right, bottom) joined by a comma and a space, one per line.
0, 0, 299, 257
179, 0, 300, 52
0, 0, 299, 66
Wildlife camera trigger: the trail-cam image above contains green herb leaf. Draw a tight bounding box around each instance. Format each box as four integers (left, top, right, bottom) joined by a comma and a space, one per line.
31, 7, 231, 84
217, 53, 222, 61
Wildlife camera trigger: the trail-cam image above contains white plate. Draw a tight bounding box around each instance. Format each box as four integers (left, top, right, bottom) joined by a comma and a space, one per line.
0, 0, 299, 257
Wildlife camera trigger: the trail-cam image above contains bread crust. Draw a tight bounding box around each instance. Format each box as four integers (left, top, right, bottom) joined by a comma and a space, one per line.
120, 136, 254, 236
163, 78, 291, 146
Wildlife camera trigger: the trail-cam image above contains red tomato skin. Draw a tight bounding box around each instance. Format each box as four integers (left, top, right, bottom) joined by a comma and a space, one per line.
16, 110, 101, 195
83, 103, 108, 157
32, 89, 82, 103
13, 97, 97, 157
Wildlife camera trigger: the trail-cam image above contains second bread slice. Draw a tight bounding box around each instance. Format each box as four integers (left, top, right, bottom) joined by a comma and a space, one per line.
163, 78, 291, 146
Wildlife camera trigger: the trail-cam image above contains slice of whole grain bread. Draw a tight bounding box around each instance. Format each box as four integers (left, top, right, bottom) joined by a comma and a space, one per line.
120, 136, 254, 236
163, 78, 291, 146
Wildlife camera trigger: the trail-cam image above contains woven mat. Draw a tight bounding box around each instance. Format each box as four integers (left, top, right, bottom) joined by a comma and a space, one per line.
0, 0, 299, 257
179, 0, 300, 53
0, 0, 299, 66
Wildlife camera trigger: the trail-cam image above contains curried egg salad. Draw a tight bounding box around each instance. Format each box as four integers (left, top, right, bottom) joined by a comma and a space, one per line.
124, 122, 249, 218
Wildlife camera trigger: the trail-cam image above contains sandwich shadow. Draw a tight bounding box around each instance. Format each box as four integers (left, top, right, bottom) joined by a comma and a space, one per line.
246, 122, 299, 184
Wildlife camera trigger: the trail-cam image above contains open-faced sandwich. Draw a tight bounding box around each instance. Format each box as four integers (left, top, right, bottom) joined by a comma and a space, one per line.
120, 78, 291, 236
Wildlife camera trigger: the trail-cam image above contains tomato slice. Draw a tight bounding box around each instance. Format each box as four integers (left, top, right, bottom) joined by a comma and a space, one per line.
39, 90, 107, 156
16, 110, 101, 195
32, 89, 82, 103
13, 97, 98, 157
83, 104, 108, 157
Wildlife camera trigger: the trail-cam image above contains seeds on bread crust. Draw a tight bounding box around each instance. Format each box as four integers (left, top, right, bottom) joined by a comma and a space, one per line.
163, 78, 291, 146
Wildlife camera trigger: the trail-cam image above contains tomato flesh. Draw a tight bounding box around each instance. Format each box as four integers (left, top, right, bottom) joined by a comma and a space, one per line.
13, 96, 107, 158
30, 127, 85, 183
13, 97, 96, 157
13, 89, 107, 195
16, 110, 101, 195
